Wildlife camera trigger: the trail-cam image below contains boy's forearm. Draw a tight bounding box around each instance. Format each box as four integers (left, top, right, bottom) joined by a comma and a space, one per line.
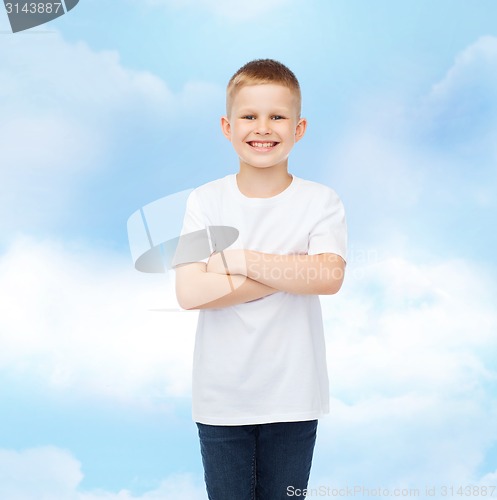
210, 249, 345, 295
175, 264, 277, 310
246, 250, 344, 294
193, 276, 277, 309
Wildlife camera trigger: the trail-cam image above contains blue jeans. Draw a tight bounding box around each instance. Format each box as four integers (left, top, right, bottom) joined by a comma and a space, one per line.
197, 420, 318, 500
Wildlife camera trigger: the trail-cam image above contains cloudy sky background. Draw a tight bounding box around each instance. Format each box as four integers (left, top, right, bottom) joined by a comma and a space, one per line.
1, 0, 497, 498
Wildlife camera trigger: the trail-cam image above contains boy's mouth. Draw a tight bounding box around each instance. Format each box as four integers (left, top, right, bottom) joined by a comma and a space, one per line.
247, 141, 279, 150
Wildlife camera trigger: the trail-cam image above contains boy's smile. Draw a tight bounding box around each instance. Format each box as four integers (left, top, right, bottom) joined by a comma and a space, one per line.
221, 84, 306, 172
247, 141, 279, 151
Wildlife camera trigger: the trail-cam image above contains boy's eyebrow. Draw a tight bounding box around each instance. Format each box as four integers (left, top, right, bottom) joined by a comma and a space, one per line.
236, 106, 293, 115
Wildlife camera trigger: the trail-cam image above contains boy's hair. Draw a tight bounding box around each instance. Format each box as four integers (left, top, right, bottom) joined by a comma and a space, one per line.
226, 59, 301, 117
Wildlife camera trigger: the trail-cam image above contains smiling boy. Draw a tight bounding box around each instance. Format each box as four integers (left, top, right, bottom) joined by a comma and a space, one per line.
174, 59, 347, 499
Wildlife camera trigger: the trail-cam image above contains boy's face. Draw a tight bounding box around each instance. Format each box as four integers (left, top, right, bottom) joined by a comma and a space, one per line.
221, 84, 306, 172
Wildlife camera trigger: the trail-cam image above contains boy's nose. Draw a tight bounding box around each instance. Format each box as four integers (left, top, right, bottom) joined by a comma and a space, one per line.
255, 119, 272, 135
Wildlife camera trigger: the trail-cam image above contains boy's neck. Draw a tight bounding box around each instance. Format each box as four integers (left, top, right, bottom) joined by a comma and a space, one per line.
236, 164, 293, 198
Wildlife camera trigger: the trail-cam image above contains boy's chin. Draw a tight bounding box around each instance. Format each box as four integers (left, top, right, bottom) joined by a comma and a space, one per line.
239, 160, 289, 171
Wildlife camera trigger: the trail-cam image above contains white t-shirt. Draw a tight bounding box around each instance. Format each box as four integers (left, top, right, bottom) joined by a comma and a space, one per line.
178, 174, 347, 425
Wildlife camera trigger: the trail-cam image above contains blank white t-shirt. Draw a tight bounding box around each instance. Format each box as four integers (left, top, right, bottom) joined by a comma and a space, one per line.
178, 174, 347, 425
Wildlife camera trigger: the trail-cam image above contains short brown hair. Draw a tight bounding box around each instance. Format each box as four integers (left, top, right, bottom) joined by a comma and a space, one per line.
226, 59, 301, 117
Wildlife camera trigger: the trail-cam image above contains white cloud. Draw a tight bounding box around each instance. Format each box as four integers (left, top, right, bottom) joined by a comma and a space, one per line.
0, 32, 173, 116
1, 243, 496, 491
80, 474, 206, 500
330, 125, 424, 209
141, 0, 291, 21
0, 32, 166, 233
478, 469, 497, 488
0, 31, 223, 235
428, 35, 497, 116
312, 255, 497, 489
0, 236, 197, 403
2, 241, 496, 496
315, 35, 497, 493
328, 35, 497, 257
325, 256, 496, 398
0, 447, 82, 500
0, 447, 206, 500
417, 35, 497, 164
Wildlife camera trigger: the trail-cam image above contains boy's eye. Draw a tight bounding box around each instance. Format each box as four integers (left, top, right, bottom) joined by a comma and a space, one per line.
240, 115, 286, 120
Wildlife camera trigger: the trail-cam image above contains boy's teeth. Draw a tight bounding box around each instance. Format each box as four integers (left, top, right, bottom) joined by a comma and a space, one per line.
251, 142, 276, 148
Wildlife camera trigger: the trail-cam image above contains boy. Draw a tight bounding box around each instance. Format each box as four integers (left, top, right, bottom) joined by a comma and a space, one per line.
174, 59, 347, 499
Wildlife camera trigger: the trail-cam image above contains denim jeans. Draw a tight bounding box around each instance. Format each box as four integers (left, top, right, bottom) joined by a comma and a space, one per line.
197, 420, 318, 500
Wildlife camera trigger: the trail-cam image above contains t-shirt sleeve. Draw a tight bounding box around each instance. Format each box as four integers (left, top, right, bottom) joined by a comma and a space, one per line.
172, 190, 210, 266
180, 190, 206, 235
307, 188, 347, 261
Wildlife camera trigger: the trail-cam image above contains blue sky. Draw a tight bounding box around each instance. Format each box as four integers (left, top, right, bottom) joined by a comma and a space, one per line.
1, 1, 497, 498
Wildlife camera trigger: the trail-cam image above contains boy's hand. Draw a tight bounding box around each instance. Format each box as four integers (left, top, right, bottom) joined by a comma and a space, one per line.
207, 249, 246, 276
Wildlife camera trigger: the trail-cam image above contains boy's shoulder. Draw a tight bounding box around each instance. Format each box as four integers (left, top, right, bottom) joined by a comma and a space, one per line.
296, 176, 337, 193
191, 174, 232, 196
294, 176, 343, 205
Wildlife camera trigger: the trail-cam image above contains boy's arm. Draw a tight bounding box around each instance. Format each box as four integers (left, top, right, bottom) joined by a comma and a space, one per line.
208, 249, 345, 295
175, 262, 277, 310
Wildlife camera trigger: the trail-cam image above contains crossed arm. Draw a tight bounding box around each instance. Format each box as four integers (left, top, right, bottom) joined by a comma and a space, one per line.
175, 249, 345, 310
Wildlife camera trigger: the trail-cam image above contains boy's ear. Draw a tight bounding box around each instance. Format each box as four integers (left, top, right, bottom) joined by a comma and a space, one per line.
295, 117, 307, 143
220, 116, 232, 141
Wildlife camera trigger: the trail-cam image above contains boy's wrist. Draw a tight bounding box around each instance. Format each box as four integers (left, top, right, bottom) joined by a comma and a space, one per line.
232, 249, 248, 276
241, 249, 256, 277
207, 249, 248, 276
